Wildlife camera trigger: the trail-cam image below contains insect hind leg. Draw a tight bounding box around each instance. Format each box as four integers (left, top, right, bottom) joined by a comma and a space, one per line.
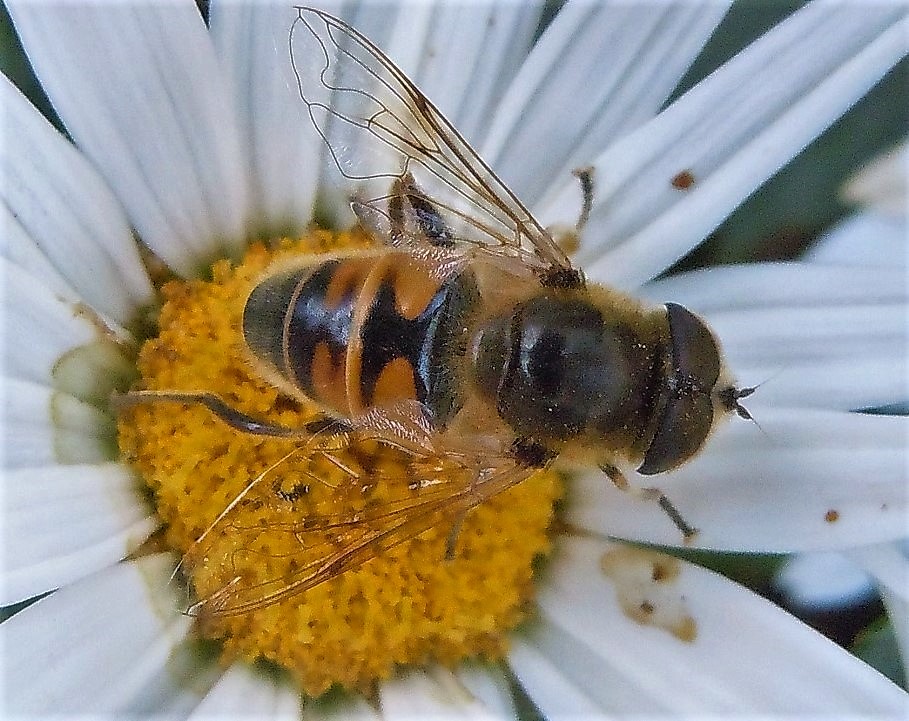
112, 390, 352, 439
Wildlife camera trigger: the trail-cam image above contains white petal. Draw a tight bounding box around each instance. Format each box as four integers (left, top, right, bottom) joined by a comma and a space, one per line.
190, 663, 300, 720
508, 638, 603, 719
2, 462, 156, 605
377, 0, 435, 81
642, 262, 907, 411
708, 302, 905, 370
0, 554, 207, 716
806, 212, 908, 267
301, 692, 378, 721
381, 668, 512, 720
566, 5, 909, 287
455, 663, 519, 721
0, 74, 153, 325
209, 1, 320, 231
641, 262, 906, 311
733, 356, 906, 413
842, 141, 909, 218
407, 2, 544, 146
511, 537, 908, 716
774, 552, 876, 611
3, 378, 115, 468
849, 542, 909, 687
2, 260, 135, 403
568, 409, 907, 552
3, 261, 97, 379
1, 202, 80, 303
485, 0, 730, 208
7, 2, 253, 275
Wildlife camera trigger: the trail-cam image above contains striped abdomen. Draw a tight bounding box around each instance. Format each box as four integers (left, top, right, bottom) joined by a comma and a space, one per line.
242, 251, 479, 424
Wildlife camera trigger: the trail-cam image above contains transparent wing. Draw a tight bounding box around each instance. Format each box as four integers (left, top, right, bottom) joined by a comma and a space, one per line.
289, 6, 573, 273
181, 424, 536, 619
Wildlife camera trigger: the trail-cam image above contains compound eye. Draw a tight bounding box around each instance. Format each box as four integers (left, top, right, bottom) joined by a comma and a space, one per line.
665, 302, 720, 389
637, 303, 721, 475
637, 392, 713, 475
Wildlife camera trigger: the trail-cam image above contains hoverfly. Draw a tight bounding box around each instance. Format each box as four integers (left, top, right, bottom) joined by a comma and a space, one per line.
120, 6, 753, 618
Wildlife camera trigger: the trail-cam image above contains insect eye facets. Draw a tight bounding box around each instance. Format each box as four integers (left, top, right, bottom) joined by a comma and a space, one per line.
637, 392, 715, 475
665, 303, 721, 389
637, 304, 722, 475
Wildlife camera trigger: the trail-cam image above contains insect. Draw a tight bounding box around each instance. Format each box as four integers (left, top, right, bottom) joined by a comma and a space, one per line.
119, 6, 753, 617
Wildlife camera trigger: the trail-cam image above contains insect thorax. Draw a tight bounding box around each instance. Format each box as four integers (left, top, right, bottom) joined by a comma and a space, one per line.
466, 285, 666, 457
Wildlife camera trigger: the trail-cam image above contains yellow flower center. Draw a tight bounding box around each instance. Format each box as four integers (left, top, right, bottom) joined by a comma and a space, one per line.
118, 232, 561, 696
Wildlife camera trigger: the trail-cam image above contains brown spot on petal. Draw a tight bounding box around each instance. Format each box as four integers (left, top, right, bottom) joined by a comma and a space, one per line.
651, 558, 677, 583
671, 170, 695, 190
825, 509, 840, 523
601, 547, 697, 642
671, 614, 698, 643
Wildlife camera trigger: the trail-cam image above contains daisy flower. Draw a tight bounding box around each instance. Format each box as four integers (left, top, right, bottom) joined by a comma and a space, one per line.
770, 139, 909, 689
2, 1, 907, 718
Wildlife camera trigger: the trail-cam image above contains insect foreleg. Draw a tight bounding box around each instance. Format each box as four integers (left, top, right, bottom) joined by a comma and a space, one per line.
599, 462, 699, 541
112, 390, 352, 440
547, 165, 595, 260
571, 166, 595, 237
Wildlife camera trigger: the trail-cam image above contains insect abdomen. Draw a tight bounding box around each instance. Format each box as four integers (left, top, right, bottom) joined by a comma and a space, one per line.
243, 252, 478, 423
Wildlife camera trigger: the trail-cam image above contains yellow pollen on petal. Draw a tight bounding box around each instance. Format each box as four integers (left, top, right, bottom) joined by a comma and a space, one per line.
117, 232, 561, 696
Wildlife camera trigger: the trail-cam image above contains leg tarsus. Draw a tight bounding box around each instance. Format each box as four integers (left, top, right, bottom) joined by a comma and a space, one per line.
599, 463, 699, 541
549, 166, 595, 256
571, 166, 594, 237
650, 489, 699, 541
445, 510, 468, 561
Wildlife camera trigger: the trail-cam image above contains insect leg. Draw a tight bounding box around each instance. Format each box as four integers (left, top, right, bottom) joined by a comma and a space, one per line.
352, 173, 455, 250
444, 439, 548, 562
395, 173, 455, 248
547, 166, 595, 259
599, 462, 699, 541
510, 437, 557, 469
571, 166, 595, 237
444, 510, 468, 561
112, 390, 352, 439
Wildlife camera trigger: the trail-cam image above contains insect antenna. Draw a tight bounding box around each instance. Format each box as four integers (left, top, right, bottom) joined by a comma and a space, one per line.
721, 363, 793, 438
726, 385, 756, 421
